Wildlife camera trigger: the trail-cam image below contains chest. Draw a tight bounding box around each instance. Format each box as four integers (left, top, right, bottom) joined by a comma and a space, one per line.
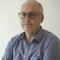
13, 40, 44, 60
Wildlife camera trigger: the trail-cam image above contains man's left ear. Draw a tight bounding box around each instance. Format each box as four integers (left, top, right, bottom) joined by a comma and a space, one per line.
40, 14, 44, 23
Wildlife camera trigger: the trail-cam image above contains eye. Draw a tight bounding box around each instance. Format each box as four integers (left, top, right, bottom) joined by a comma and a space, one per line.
30, 12, 36, 16
19, 12, 26, 19
29, 12, 37, 18
20, 12, 26, 16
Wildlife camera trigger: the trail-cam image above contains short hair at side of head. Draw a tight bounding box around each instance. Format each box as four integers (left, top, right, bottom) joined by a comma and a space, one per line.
21, 0, 43, 14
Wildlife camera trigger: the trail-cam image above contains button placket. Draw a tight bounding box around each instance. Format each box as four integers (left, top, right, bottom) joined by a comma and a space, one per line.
23, 43, 30, 60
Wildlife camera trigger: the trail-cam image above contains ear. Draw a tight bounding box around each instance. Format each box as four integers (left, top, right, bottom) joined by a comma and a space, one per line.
40, 14, 44, 23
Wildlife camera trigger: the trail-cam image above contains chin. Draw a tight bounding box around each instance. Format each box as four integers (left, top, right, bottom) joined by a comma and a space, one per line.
24, 28, 32, 33
22, 26, 33, 33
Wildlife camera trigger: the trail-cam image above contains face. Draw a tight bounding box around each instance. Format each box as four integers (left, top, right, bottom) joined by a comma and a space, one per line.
19, 2, 44, 34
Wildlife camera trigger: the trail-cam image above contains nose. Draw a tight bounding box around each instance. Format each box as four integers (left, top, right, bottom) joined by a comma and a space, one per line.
24, 15, 31, 21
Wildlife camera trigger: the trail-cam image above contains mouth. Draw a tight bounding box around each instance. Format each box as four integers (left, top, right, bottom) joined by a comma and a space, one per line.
24, 24, 31, 25
23, 23, 31, 25
23, 24, 32, 28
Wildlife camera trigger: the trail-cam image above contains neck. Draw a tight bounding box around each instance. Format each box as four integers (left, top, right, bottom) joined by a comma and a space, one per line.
25, 28, 40, 43
25, 33, 34, 43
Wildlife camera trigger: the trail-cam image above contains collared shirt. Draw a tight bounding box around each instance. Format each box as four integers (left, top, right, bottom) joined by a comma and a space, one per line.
3, 27, 60, 60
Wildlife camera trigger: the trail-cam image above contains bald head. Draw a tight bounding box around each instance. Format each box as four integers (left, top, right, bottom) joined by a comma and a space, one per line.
20, 0, 43, 14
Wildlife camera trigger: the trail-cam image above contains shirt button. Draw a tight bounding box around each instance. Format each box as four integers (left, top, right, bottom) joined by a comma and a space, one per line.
24, 55, 26, 57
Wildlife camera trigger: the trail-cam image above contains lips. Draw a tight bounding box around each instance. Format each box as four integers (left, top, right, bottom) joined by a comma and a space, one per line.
23, 24, 32, 27
23, 23, 31, 25
24, 24, 31, 25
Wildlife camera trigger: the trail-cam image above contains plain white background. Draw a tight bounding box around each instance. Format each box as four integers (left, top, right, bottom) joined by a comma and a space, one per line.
0, 0, 60, 60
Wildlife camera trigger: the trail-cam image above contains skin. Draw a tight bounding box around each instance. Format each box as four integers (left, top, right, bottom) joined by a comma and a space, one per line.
20, 1, 44, 42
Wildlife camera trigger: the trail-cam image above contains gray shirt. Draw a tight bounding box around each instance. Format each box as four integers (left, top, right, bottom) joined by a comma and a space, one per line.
3, 27, 60, 60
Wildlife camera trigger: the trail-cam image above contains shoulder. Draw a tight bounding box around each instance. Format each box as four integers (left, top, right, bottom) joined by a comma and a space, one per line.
43, 29, 59, 41
42, 29, 60, 49
8, 32, 24, 47
41, 29, 60, 60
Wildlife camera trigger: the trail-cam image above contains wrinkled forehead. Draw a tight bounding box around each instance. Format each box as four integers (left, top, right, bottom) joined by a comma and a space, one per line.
20, 1, 40, 12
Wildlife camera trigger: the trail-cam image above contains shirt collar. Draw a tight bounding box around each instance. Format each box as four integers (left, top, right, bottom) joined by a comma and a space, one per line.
20, 26, 44, 43
34, 27, 44, 42
19, 32, 25, 40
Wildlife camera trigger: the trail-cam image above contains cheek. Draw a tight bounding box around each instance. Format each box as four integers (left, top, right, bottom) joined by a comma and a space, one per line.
33, 19, 40, 26
32, 22, 39, 29
33, 21, 40, 30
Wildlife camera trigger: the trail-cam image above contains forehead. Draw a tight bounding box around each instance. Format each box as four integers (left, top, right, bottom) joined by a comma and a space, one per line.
20, 2, 40, 12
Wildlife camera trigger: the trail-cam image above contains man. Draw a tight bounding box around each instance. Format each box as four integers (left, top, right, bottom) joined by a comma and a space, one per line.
3, 0, 60, 60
